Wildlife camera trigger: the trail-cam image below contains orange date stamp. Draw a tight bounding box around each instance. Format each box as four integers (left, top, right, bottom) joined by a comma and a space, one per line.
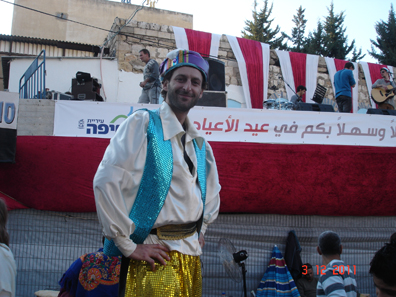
302, 264, 356, 275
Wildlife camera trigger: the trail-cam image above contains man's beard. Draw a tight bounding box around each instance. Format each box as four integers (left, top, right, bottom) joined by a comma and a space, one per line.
167, 86, 200, 112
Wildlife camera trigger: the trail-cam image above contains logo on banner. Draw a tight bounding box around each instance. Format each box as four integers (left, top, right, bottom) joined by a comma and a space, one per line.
78, 119, 84, 129
0, 102, 16, 126
78, 107, 133, 135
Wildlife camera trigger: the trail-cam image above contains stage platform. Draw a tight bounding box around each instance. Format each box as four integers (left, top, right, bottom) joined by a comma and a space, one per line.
1, 100, 395, 216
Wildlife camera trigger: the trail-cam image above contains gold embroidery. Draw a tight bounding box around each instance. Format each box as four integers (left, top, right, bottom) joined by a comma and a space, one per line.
125, 251, 202, 297
155, 222, 197, 240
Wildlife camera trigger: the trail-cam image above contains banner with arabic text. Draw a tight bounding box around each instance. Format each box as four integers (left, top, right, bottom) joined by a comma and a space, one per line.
54, 101, 396, 147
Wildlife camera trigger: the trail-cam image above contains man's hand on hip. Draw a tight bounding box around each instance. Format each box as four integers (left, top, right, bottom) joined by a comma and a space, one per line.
199, 233, 205, 248
128, 244, 170, 271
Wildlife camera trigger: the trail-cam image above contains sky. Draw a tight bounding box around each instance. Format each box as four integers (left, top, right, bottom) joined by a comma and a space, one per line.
0, 0, 394, 63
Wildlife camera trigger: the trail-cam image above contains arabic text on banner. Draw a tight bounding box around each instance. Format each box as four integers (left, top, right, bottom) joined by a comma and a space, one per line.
53, 101, 396, 148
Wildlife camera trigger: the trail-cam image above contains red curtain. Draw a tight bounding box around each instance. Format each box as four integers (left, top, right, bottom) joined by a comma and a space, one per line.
237, 37, 264, 109
1, 136, 396, 216
212, 141, 396, 216
368, 63, 387, 84
334, 59, 346, 71
289, 52, 307, 102
0, 136, 108, 212
185, 29, 212, 58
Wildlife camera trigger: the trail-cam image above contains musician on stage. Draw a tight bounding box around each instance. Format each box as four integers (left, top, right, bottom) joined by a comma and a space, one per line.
372, 67, 395, 110
291, 85, 307, 109
334, 62, 356, 113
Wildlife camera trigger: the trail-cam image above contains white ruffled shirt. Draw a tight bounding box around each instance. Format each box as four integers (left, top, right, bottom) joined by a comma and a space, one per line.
0, 243, 16, 297
94, 102, 221, 257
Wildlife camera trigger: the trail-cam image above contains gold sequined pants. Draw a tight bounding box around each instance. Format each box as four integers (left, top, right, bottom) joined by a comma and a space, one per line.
125, 250, 202, 297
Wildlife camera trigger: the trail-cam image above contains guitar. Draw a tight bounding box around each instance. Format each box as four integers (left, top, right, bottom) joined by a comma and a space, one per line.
371, 85, 396, 103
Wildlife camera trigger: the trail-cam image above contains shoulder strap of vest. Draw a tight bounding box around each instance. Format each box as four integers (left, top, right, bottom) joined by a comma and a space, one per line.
193, 138, 206, 235
130, 109, 173, 244
104, 109, 173, 256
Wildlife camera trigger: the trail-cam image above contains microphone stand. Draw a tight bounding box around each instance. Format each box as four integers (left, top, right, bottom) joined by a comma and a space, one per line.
391, 74, 396, 101
279, 76, 302, 108
391, 72, 396, 87
279, 75, 298, 98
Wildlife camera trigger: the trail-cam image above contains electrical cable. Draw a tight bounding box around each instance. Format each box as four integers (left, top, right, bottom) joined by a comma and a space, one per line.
2, 0, 235, 100
99, 46, 107, 101
101, 0, 146, 48
98, 0, 146, 99
0, 0, 118, 35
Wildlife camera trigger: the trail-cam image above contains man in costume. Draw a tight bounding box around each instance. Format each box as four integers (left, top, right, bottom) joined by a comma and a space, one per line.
296, 263, 318, 297
94, 49, 221, 297
372, 67, 395, 110
138, 49, 161, 104
290, 85, 306, 109
334, 62, 356, 113
369, 233, 396, 297
316, 231, 358, 297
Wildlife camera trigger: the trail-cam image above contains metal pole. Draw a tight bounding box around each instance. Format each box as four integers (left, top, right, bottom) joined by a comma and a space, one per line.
241, 262, 247, 297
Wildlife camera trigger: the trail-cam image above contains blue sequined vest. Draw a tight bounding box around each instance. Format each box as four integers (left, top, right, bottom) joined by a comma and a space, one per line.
103, 109, 207, 257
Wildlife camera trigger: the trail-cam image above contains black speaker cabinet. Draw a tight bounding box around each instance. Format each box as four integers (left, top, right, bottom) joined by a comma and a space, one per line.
72, 79, 96, 100
71, 78, 103, 101
296, 102, 334, 112
367, 108, 396, 116
76, 71, 92, 83
204, 58, 225, 92
196, 91, 227, 107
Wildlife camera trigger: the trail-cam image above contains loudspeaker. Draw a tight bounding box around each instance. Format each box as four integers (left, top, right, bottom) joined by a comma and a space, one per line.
196, 91, 227, 107
76, 71, 92, 83
204, 58, 225, 91
296, 102, 334, 112
312, 84, 327, 104
72, 79, 95, 100
366, 108, 396, 116
71, 78, 103, 101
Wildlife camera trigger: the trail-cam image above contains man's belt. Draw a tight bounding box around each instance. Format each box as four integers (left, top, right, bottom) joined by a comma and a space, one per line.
149, 221, 198, 240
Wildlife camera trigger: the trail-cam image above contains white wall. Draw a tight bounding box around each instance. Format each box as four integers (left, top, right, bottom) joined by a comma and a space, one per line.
8, 57, 147, 104
117, 69, 146, 103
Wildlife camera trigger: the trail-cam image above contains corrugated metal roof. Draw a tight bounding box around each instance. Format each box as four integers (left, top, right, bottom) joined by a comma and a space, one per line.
0, 34, 109, 55
0, 35, 111, 89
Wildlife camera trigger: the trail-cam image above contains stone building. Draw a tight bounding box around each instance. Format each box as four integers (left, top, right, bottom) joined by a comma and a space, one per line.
11, 0, 193, 45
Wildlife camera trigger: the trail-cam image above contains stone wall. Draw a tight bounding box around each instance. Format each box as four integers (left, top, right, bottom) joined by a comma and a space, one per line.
17, 99, 55, 136
108, 18, 373, 109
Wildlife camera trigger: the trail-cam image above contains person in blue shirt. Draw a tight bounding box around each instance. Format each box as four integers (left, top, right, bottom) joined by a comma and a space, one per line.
334, 62, 356, 113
